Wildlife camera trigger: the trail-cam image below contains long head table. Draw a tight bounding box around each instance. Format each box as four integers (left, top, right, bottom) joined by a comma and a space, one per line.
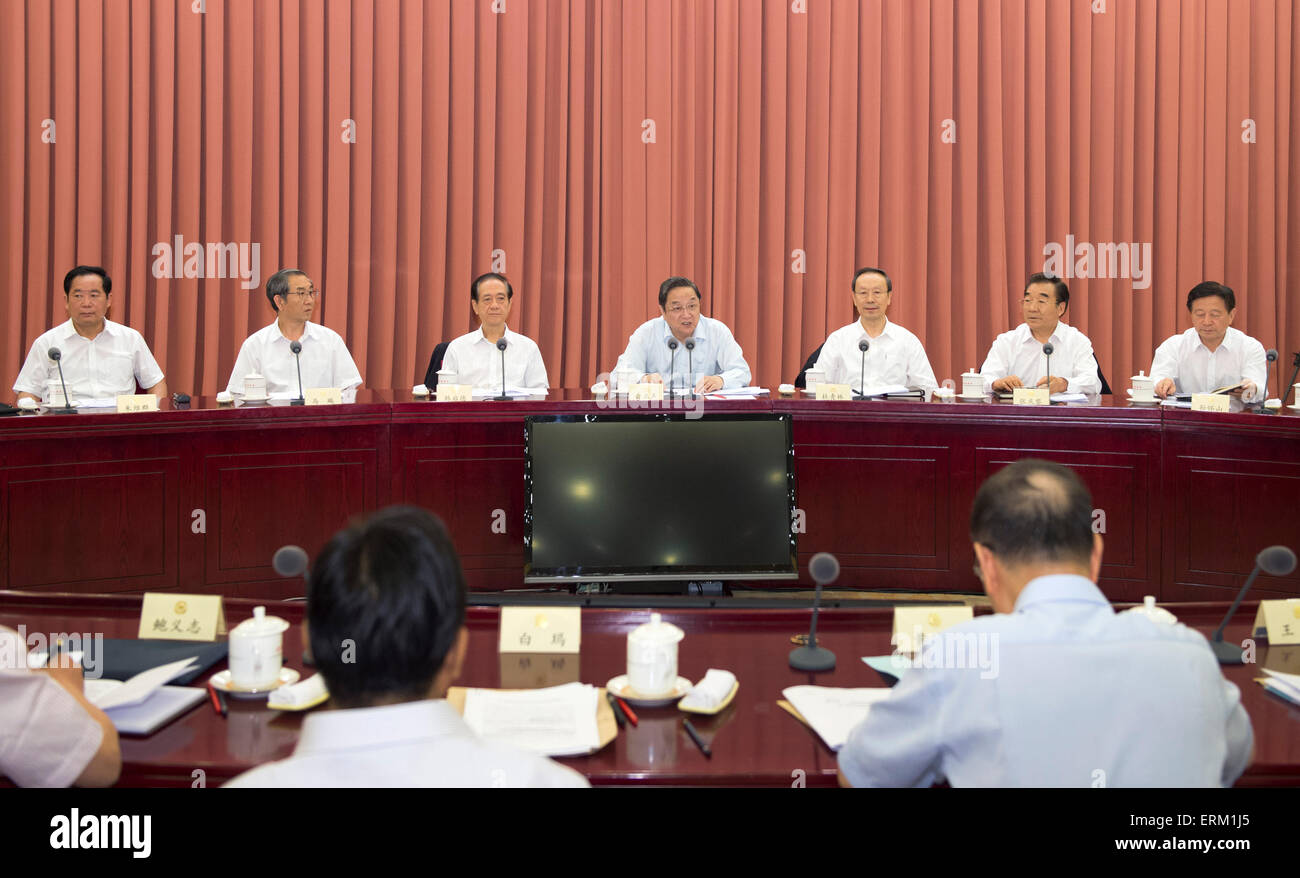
1, 591, 1296, 787
0, 390, 1297, 601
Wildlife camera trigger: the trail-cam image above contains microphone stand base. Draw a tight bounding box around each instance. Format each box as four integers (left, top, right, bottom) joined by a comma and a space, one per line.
290, 398, 305, 406
491, 395, 511, 402
1210, 638, 1245, 665
48, 407, 79, 415
789, 644, 836, 671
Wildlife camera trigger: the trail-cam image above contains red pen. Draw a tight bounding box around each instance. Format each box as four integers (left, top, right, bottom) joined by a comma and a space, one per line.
616, 697, 639, 726
207, 684, 222, 715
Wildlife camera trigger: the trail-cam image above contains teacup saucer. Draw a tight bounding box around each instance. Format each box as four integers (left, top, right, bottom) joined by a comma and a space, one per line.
210, 667, 299, 699
957, 392, 987, 401
605, 675, 693, 708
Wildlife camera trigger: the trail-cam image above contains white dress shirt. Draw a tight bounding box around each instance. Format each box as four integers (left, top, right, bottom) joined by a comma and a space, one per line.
811, 318, 938, 395
226, 320, 362, 397
838, 576, 1253, 787
1150, 327, 1268, 402
0, 628, 104, 788
613, 315, 751, 389
980, 322, 1102, 395
442, 326, 549, 393
224, 698, 590, 788
13, 320, 164, 404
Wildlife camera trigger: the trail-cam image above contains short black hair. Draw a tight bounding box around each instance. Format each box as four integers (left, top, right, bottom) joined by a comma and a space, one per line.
1025, 272, 1069, 307
851, 267, 892, 293
266, 268, 309, 313
307, 506, 467, 708
658, 276, 701, 309
970, 459, 1095, 569
471, 272, 514, 302
1186, 281, 1236, 313
63, 265, 111, 295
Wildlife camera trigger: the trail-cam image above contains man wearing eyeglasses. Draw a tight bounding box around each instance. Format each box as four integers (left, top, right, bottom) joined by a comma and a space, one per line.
226, 268, 363, 399
13, 265, 167, 406
610, 276, 751, 394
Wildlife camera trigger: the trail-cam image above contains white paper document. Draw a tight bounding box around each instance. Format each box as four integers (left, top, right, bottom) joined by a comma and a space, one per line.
88, 656, 200, 710
707, 386, 770, 396
1160, 398, 1193, 408
461, 682, 600, 756
470, 387, 543, 399
1050, 392, 1090, 403
851, 384, 909, 397
783, 685, 893, 751
1262, 669, 1300, 699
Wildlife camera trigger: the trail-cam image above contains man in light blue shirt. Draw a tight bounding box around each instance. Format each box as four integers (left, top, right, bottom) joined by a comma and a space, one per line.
611, 276, 751, 393
838, 459, 1253, 788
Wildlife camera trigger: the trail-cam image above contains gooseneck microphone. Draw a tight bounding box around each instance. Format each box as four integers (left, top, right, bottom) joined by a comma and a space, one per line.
493, 338, 510, 401
46, 347, 77, 414
666, 338, 679, 399
1266, 348, 1279, 401
272, 545, 309, 578
1042, 342, 1055, 397
684, 339, 696, 397
790, 553, 839, 671
854, 339, 870, 400
289, 340, 306, 405
1210, 545, 1297, 664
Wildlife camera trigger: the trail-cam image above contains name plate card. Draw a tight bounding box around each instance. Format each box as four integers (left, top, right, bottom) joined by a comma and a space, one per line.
892, 606, 974, 655
436, 384, 473, 401
498, 607, 581, 654
1254, 600, 1300, 645
116, 394, 159, 413
815, 383, 853, 401
304, 387, 343, 406
137, 592, 226, 641
1012, 387, 1050, 406
629, 382, 665, 401
1191, 393, 1231, 412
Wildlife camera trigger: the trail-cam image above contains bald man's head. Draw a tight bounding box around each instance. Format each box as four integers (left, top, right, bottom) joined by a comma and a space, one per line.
970, 459, 1095, 570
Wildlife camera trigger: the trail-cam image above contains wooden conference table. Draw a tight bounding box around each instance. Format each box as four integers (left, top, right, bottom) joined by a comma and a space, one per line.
0, 389, 1298, 602
2, 590, 1297, 788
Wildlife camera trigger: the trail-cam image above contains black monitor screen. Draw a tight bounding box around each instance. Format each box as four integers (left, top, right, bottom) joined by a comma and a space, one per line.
524, 414, 796, 581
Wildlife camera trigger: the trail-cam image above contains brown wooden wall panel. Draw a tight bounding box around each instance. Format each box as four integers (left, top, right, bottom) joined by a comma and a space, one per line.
201, 451, 376, 585
1, 459, 179, 592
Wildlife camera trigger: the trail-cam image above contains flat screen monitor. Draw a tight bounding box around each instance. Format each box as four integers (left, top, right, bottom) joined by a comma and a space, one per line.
524, 413, 797, 582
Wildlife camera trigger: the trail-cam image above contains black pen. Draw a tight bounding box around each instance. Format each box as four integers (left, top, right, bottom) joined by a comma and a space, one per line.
216, 688, 228, 717
606, 692, 626, 729
683, 718, 712, 758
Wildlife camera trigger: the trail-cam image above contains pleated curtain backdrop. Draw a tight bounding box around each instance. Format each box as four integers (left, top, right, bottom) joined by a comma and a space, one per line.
2, 0, 1298, 396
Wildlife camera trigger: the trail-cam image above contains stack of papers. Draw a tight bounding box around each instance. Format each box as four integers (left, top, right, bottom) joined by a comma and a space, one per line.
853, 384, 910, 397
1260, 669, 1300, 707
707, 386, 770, 397
461, 682, 601, 756
782, 685, 892, 751
1050, 392, 1090, 403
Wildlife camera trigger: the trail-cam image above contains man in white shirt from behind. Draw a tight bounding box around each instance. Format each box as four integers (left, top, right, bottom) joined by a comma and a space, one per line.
441, 273, 549, 394
1150, 281, 1268, 403
810, 267, 938, 398
13, 265, 167, 406
980, 273, 1102, 396
226, 268, 362, 399
225, 506, 588, 788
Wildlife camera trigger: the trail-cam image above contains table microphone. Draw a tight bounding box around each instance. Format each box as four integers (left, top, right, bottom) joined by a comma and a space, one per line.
290, 340, 306, 405
1042, 342, 1054, 398
854, 339, 870, 400
666, 338, 679, 399
1266, 348, 1279, 402
684, 338, 696, 397
272, 545, 309, 578
46, 347, 78, 414
493, 338, 510, 401
789, 552, 839, 671
1210, 545, 1297, 664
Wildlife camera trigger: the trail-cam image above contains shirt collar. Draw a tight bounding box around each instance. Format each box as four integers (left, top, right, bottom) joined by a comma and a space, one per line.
58, 319, 116, 342
474, 325, 513, 345
272, 320, 321, 343
857, 317, 894, 341
1192, 326, 1238, 353
658, 315, 709, 345
1013, 573, 1110, 613
1017, 322, 1064, 347
295, 699, 472, 756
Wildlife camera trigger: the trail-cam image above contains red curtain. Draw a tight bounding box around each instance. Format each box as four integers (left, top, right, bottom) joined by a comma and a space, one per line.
2, 0, 1298, 395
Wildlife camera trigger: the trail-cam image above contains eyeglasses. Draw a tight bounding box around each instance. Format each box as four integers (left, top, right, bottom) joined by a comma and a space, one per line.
288, 288, 320, 299
667, 302, 700, 315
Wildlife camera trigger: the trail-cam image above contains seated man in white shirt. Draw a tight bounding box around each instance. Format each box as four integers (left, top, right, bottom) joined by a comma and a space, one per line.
838, 459, 1253, 788
980, 274, 1102, 396
441, 273, 549, 394
225, 506, 589, 788
810, 267, 938, 398
1151, 281, 1268, 402
0, 627, 121, 787
225, 269, 362, 399
13, 265, 167, 406
611, 276, 751, 394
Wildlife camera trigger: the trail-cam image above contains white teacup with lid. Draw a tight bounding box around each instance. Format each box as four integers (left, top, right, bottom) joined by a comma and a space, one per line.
1129, 370, 1156, 402
804, 367, 827, 392
626, 612, 685, 697
229, 606, 289, 689
960, 368, 986, 398
243, 372, 268, 400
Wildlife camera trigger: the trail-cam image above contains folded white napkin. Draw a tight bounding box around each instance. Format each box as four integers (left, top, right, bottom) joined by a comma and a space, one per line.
268, 673, 329, 708
678, 669, 735, 710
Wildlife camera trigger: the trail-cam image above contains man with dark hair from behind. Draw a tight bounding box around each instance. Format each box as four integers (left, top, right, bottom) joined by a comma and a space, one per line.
225, 506, 588, 787
838, 459, 1252, 787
